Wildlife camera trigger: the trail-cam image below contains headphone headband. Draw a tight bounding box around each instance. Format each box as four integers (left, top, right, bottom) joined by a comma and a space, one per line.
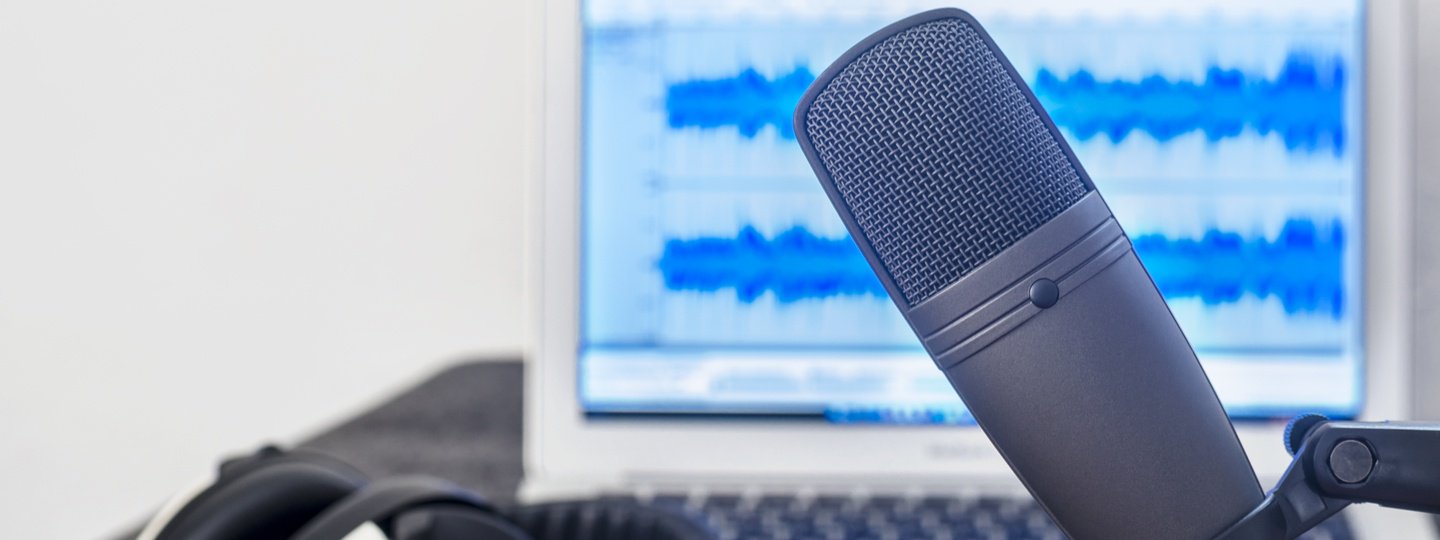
289, 476, 499, 540
140, 447, 367, 540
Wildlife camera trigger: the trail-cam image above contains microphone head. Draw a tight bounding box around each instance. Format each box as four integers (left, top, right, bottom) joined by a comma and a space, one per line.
796, 13, 1092, 306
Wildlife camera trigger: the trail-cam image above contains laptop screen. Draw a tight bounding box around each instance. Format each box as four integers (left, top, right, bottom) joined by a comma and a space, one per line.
577, 0, 1365, 422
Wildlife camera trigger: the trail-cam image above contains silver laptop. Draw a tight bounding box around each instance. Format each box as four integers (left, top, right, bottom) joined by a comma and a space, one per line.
527, 0, 1427, 537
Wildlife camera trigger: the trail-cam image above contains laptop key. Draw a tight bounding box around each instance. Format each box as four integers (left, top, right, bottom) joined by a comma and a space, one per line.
706, 494, 744, 510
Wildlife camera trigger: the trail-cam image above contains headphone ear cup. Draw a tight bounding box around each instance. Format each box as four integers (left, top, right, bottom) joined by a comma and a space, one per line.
152, 449, 367, 540
505, 500, 711, 540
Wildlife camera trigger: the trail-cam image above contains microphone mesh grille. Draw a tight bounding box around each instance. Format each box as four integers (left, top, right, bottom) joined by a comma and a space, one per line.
803, 17, 1089, 305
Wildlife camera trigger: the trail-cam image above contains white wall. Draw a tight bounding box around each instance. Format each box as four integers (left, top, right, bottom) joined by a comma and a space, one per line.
0, 2, 537, 537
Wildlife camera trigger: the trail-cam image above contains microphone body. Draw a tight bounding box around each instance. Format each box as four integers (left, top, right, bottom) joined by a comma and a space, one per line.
793, 9, 1263, 539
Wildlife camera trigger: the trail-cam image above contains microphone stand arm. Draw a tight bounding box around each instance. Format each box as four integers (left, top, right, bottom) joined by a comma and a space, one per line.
1216, 419, 1440, 540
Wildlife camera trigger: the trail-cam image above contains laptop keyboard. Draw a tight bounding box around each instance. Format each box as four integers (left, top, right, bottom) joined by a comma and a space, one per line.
623, 492, 1355, 540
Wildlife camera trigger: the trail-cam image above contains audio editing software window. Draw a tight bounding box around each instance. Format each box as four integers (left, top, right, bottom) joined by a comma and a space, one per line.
577, 0, 1364, 422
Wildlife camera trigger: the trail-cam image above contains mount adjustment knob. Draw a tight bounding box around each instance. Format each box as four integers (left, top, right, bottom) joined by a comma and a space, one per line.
1284, 413, 1330, 457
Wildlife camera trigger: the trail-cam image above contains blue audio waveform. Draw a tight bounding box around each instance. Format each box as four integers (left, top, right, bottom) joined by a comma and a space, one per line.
1033, 54, 1346, 154
663, 67, 815, 139
657, 219, 1344, 317
656, 225, 887, 303
1133, 218, 1345, 318
662, 54, 1345, 154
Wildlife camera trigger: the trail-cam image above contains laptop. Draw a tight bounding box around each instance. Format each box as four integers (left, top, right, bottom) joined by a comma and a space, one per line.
527, 0, 1428, 537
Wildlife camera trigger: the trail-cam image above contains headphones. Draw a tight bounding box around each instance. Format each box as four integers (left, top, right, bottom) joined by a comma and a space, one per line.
137, 446, 711, 540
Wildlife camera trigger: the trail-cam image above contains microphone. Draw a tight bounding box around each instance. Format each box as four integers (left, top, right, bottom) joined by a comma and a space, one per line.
793, 9, 1263, 540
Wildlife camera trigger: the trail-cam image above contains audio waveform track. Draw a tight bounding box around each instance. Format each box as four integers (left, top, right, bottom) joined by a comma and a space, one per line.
657, 219, 1344, 317
657, 226, 886, 303
664, 67, 815, 139
662, 54, 1346, 155
1033, 54, 1346, 154
1133, 218, 1344, 318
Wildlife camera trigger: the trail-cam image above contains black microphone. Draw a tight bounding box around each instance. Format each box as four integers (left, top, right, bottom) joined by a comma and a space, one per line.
793, 9, 1263, 540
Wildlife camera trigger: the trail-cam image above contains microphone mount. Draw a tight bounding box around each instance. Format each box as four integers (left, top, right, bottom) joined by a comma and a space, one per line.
1216, 417, 1440, 539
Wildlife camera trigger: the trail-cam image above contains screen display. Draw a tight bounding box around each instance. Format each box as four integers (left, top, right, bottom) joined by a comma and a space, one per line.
578, 0, 1365, 422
